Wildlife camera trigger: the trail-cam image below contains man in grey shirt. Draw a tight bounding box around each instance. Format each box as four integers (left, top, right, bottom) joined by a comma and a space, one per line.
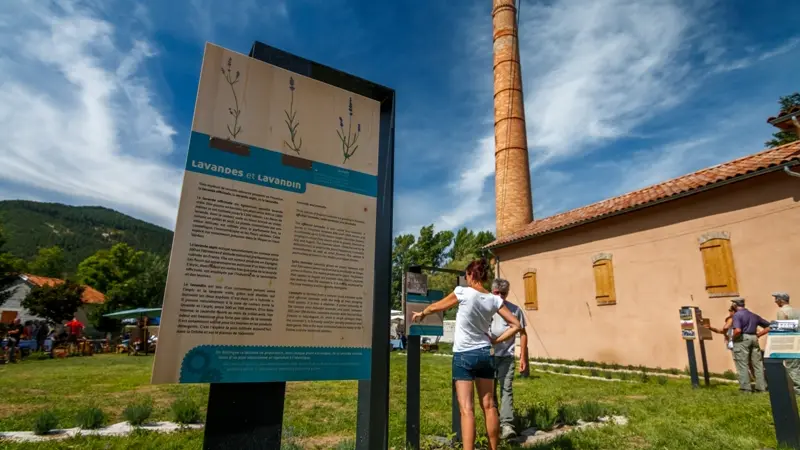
490, 278, 528, 439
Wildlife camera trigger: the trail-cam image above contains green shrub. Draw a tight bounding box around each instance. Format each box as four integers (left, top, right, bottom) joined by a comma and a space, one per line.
563, 367, 571, 374
589, 369, 600, 377
603, 372, 613, 379
557, 404, 581, 426
171, 397, 202, 424
639, 371, 650, 383
656, 376, 668, 385
123, 397, 153, 426
578, 401, 605, 422
533, 403, 558, 431
33, 410, 59, 435
75, 407, 105, 429
619, 372, 631, 381
723, 370, 737, 380
575, 358, 587, 367
598, 362, 608, 369
610, 363, 621, 370
669, 368, 680, 375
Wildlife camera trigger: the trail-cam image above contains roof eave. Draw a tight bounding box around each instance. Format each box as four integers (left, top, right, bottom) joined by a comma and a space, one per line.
487, 160, 800, 251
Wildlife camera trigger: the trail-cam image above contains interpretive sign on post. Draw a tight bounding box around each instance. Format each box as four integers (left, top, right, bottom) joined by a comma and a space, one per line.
152, 42, 387, 385
405, 290, 444, 336
406, 272, 428, 296
765, 320, 800, 359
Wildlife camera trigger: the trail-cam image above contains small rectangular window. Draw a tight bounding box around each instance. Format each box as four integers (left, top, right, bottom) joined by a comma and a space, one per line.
593, 258, 616, 306
523, 271, 538, 310
699, 237, 738, 297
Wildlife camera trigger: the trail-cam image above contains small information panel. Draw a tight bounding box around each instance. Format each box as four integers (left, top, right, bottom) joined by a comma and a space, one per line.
406, 273, 428, 296
678, 307, 711, 341
765, 320, 800, 359
694, 308, 713, 341
405, 290, 444, 336
152, 43, 384, 384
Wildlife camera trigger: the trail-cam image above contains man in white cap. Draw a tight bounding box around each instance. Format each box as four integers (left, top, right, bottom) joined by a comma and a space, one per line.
772, 291, 800, 394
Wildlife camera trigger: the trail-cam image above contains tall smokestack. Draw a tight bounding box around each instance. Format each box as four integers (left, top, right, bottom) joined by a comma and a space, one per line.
493, 0, 532, 238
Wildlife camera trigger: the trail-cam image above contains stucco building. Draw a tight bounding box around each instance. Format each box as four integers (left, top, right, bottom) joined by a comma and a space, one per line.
487, 141, 800, 372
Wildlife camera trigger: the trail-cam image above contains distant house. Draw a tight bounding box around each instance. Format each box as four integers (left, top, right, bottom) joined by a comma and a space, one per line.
1, 274, 105, 332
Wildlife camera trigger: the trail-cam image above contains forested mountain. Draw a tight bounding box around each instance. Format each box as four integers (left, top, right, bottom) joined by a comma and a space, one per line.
0, 200, 173, 273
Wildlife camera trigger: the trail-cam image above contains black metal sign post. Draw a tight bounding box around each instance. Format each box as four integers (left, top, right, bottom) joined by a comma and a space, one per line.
685, 340, 700, 389
679, 307, 700, 388
200, 41, 395, 450
405, 265, 465, 445
406, 267, 422, 450
697, 339, 710, 387
764, 358, 800, 449
204, 382, 286, 449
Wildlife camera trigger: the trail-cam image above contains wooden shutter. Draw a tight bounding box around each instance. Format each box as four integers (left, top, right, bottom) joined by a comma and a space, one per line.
593, 259, 616, 305
699, 237, 738, 296
523, 271, 538, 310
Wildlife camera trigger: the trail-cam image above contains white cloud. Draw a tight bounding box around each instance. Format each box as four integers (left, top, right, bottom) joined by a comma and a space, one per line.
404, 0, 798, 239
401, 0, 705, 235
709, 36, 800, 74
187, 0, 288, 43
0, 0, 182, 227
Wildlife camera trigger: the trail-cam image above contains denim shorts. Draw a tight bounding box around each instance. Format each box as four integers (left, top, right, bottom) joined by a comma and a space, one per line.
452, 347, 495, 381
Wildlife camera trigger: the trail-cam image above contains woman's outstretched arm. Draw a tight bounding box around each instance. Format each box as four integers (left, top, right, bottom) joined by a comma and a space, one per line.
411, 292, 458, 322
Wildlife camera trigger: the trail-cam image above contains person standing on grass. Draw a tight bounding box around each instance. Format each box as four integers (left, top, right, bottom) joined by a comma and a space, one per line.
35, 320, 49, 353
489, 278, 528, 440
6, 318, 23, 363
412, 258, 521, 450
731, 298, 770, 393
705, 304, 737, 351
770, 292, 800, 394
66, 316, 84, 352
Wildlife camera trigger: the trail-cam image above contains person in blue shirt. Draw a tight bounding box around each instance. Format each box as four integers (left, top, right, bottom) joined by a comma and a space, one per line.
731, 298, 770, 392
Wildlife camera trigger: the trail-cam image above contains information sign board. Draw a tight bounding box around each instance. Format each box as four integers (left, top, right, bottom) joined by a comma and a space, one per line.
152, 43, 383, 384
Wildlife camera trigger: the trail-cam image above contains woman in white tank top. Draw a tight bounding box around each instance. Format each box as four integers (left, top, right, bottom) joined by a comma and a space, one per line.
412, 258, 521, 450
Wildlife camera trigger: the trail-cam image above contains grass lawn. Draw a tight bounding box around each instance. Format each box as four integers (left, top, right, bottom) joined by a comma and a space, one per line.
0, 353, 780, 449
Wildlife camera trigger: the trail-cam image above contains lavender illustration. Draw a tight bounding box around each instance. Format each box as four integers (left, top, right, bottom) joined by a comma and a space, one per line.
336, 98, 360, 164
283, 77, 302, 154
221, 57, 242, 140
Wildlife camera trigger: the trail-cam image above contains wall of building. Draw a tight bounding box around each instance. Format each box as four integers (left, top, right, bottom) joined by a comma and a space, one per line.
494, 171, 800, 373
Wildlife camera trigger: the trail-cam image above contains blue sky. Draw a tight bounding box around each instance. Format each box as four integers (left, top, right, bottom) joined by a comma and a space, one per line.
1, 0, 798, 237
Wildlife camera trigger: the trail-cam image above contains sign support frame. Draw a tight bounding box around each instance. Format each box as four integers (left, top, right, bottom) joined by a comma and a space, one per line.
765, 358, 800, 449
405, 265, 466, 445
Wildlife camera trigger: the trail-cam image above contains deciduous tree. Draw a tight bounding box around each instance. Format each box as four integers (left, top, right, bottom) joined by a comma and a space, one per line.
29, 246, 66, 278
22, 282, 84, 324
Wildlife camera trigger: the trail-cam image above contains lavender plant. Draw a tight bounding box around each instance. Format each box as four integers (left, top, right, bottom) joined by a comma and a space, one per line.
336, 97, 360, 164
283, 77, 302, 154
221, 57, 242, 140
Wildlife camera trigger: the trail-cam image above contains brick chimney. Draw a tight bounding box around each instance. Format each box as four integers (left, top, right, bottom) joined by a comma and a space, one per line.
493, 0, 533, 238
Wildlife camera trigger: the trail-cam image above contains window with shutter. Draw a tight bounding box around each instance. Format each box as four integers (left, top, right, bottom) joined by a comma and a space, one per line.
592, 254, 616, 306
523, 271, 538, 310
698, 233, 738, 297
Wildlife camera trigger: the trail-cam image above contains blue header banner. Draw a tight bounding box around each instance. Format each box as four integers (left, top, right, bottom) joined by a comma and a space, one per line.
406, 290, 445, 304
185, 132, 377, 198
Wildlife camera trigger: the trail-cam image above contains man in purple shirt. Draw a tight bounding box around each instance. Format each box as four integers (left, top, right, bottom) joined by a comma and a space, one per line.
731, 298, 770, 392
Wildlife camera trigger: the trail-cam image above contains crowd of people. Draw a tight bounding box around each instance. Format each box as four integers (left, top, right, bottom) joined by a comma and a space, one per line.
2, 316, 85, 363
704, 293, 800, 394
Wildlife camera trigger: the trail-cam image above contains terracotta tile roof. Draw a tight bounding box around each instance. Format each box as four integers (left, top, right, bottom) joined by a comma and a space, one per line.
21, 274, 106, 304
488, 141, 800, 248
